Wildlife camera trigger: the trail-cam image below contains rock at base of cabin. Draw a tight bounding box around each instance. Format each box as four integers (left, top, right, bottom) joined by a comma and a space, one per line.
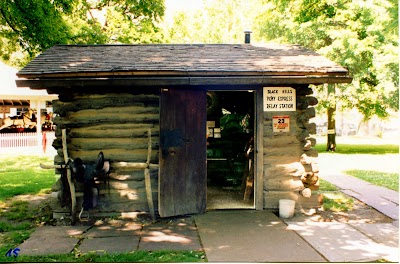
300, 188, 312, 198
301, 172, 319, 186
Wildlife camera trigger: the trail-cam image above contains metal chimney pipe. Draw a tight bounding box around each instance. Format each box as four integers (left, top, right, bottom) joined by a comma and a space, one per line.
244, 30, 252, 44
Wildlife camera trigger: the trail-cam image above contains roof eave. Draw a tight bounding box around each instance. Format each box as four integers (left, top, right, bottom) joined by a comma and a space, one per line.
16, 75, 352, 91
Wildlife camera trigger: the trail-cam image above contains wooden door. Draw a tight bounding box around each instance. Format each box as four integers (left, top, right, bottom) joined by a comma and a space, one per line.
159, 88, 207, 217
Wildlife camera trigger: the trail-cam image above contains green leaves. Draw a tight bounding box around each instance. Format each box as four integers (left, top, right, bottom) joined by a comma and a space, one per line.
0, 0, 70, 61
256, 0, 398, 120
0, 0, 165, 67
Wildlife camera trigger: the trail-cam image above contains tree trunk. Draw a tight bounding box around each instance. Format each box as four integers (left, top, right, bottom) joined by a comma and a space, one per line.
326, 84, 336, 152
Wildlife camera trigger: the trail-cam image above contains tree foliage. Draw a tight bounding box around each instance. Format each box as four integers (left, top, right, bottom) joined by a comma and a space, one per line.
1, 0, 397, 122
0, 0, 165, 67
165, 0, 398, 120
255, 0, 399, 120
166, 0, 259, 44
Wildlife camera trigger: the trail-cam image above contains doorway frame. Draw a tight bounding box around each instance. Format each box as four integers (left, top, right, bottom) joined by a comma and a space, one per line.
205, 88, 264, 211
254, 88, 264, 211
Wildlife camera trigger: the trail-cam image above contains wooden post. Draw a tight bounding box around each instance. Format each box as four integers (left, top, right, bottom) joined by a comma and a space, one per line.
255, 88, 264, 210
62, 129, 77, 225
144, 128, 156, 221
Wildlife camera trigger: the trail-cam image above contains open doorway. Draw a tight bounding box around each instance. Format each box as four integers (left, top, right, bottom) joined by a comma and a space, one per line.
206, 91, 255, 210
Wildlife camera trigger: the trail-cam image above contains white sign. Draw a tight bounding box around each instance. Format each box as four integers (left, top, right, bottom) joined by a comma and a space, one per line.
327, 129, 335, 134
263, 87, 296, 112
273, 116, 290, 132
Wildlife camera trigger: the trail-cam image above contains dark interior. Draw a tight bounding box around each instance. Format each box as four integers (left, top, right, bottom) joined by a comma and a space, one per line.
206, 91, 255, 209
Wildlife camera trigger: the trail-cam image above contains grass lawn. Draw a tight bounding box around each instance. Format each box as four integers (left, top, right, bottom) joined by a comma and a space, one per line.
316, 179, 354, 212
314, 142, 399, 213
0, 154, 205, 263
1, 250, 205, 263
315, 143, 399, 154
316, 143, 398, 191
344, 170, 399, 191
0, 155, 55, 201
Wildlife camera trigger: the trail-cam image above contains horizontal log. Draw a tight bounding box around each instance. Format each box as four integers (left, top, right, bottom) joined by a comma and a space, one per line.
112, 162, 159, 170
55, 113, 159, 127
107, 179, 156, 191
66, 149, 159, 163
263, 156, 300, 166
109, 169, 158, 181
53, 94, 159, 115
264, 177, 305, 191
69, 125, 160, 138
263, 136, 301, 147
263, 162, 304, 178
70, 105, 159, 117
69, 137, 159, 151
40, 163, 65, 169
264, 147, 303, 158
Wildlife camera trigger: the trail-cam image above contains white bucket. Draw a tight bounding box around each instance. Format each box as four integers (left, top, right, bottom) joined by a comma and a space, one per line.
279, 199, 295, 218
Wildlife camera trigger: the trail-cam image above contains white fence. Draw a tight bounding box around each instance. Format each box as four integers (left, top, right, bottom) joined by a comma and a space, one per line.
0, 132, 55, 152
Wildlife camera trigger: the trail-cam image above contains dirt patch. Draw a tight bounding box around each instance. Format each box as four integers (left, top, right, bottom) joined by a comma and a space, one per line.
290, 198, 393, 224
0, 193, 55, 226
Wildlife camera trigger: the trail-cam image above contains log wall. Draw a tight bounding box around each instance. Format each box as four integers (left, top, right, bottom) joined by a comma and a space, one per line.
52, 92, 160, 214
262, 86, 321, 210
51, 87, 320, 216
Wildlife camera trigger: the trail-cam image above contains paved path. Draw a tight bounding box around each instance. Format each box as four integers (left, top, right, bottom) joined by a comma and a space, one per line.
194, 211, 326, 262
16, 210, 399, 262
320, 172, 399, 223
17, 217, 202, 256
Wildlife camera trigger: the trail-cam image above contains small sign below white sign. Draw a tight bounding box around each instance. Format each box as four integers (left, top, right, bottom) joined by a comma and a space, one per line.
263, 87, 296, 112
273, 116, 290, 132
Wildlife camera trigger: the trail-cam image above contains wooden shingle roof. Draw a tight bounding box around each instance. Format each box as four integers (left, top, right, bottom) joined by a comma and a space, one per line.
16, 44, 352, 89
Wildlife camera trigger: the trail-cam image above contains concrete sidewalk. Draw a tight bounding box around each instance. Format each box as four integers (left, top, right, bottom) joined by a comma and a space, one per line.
17, 217, 202, 256
196, 210, 398, 262
16, 210, 399, 262
194, 211, 326, 262
320, 172, 399, 224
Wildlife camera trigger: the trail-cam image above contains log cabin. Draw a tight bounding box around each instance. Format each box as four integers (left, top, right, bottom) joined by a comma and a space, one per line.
16, 43, 352, 219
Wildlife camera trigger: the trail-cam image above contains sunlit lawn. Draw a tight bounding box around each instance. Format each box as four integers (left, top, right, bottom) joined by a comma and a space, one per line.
315, 143, 399, 154
316, 143, 398, 191
1, 250, 205, 263
316, 179, 354, 212
0, 154, 205, 263
344, 170, 399, 191
0, 155, 55, 202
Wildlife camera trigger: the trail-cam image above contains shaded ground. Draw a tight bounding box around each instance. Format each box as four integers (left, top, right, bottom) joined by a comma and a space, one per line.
292, 198, 393, 224
2, 188, 394, 228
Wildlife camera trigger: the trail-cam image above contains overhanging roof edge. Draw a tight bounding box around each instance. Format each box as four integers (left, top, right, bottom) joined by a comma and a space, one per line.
16, 75, 353, 90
